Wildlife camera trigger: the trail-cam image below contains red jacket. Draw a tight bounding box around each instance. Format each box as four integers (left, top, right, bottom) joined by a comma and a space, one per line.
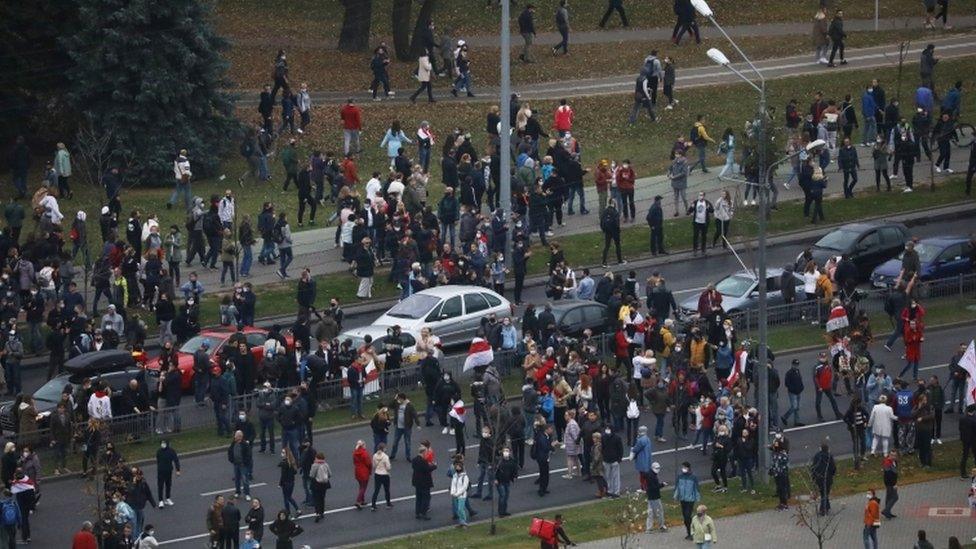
72, 531, 98, 549
554, 105, 574, 132
595, 165, 612, 192
903, 322, 923, 362
614, 330, 630, 358
700, 402, 716, 429
814, 362, 832, 391
616, 166, 636, 191
340, 104, 362, 130
697, 290, 723, 316
353, 446, 372, 482
341, 157, 359, 184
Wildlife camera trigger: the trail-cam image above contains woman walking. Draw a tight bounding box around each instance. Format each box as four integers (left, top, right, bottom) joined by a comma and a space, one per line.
409, 50, 436, 104
352, 440, 372, 509
812, 9, 830, 64
717, 128, 736, 179
770, 439, 790, 510
712, 190, 733, 249
278, 449, 300, 518
710, 424, 729, 493
691, 505, 717, 549
308, 452, 331, 522
370, 443, 392, 510
449, 459, 469, 528
379, 121, 413, 167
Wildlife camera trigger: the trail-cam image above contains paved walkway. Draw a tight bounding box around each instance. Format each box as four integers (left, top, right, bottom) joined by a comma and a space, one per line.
579, 476, 976, 549
236, 31, 976, 105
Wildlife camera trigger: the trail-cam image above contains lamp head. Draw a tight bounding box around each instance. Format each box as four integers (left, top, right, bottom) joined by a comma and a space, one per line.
691, 0, 713, 17
806, 139, 827, 151
707, 48, 730, 66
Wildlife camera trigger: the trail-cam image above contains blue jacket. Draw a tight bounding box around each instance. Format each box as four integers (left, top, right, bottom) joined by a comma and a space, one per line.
673, 471, 701, 502
631, 435, 652, 473
915, 86, 934, 113
861, 91, 877, 118
942, 87, 961, 115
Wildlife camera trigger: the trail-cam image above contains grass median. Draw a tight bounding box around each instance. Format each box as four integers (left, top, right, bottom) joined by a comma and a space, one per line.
359, 438, 967, 548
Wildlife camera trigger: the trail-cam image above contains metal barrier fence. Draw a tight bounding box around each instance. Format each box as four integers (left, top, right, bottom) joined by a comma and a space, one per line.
8, 272, 973, 460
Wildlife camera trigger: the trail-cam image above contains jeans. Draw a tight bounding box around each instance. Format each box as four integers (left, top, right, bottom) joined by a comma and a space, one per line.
474, 463, 494, 498
843, 170, 858, 198
279, 247, 293, 276
415, 488, 431, 517
885, 318, 903, 348
739, 457, 754, 490
195, 374, 209, 404
883, 485, 898, 515
672, 187, 687, 215
282, 482, 299, 515
215, 403, 230, 435
899, 360, 919, 379
220, 261, 236, 284
440, 222, 455, 248
693, 144, 708, 172
555, 27, 569, 53
497, 482, 511, 514
158, 472, 173, 501
949, 378, 966, 412
343, 129, 361, 155
646, 499, 665, 531
654, 413, 666, 439
282, 427, 301, 462
768, 393, 780, 429
258, 239, 276, 263
815, 389, 842, 420
566, 181, 586, 213
862, 116, 877, 144
863, 525, 878, 549
234, 463, 251, 496
258, 154, 270, 181
453, 497, 468, 525
606, 461, 621, 495
391, 427, 411, 460
372, 432, 387, 453
452, 71, 472, 94
520, 32, 533, 61
719, 150, 736, 178
259, 417, 275, 452
350, 386, 364, 417
371, 474, 391, 507
168, 182, 192, 211
239, 245, 252, 276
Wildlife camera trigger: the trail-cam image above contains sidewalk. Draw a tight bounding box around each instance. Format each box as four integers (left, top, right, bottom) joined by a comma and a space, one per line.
161, 141, 973, 298
578, 476, 974, 549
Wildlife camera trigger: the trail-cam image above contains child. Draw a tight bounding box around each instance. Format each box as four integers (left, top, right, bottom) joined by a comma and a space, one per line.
663, 56, 677, 109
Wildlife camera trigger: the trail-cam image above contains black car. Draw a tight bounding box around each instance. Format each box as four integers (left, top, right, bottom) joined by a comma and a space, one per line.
534, 300, 608, 336
796, 221, 910, 280
0, 350, 142, 434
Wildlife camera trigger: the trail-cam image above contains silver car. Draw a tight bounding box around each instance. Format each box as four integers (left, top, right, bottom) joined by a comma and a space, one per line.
372, 285, 513, 347
678, 268, 804, 320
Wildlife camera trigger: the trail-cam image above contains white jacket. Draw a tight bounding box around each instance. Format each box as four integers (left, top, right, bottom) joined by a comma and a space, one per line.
714, 197, 733, 222
802, 270, 819, 295
867, 403, 895, 437
417, 56, 433, 82
173, 156, 192, 181
40, 195, 63, 224
450, 471, 469, 498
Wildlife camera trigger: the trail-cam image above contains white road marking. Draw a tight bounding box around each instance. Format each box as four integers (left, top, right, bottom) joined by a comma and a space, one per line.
199, 483, 267, 497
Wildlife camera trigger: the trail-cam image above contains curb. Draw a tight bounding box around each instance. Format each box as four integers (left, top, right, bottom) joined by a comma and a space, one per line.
42, 319, 975, 484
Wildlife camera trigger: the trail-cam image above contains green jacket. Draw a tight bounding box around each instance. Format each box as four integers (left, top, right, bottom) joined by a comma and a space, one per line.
220, 236, 238, 263
691, 514, 716, 544
55, 149, 72, 177
281, 145, 299, 174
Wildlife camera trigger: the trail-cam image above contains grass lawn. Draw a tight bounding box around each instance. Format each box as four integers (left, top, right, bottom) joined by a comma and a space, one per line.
214, 0, 926, 43
360, 438, 968, 548
225, 27, 971, 92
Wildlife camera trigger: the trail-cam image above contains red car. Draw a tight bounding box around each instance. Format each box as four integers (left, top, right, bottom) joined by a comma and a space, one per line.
146, 327, 293, 391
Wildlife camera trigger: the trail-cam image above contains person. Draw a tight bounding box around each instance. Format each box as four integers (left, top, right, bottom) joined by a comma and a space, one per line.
449, 459, 469, 528
409, 50, 435, 104
168, 149, 192, 212
340, 100, 363, 154
370, 442, 392, 511
645, 461, 667, 533
959, 405, 976, 478
553, 1, 570, 55
451, 41, 475, 98
712, 190, 732, 248
600, 201, 625, 267
845, 396, 869, 469
826, 10, 847, 67
810, 441, 836, 515
411, 446, 436, 520
494, 446, 517, 516
136, 525, 158, 549
688, 192, 713, 257
389, 393, 419, 461
533, 423, 556, 496
354, 237, 376, 300
770, 438, 791, 510
881, 450, 899, 519
838, 137, 860, 197
309, 452, 331, 522
690, 505, 716, 549
646, 195, 665, 255
814, 352, 842, 421
352, 440, 371, 510
674, 461, 700, 541
155, 440, 180, 508
268, 509, 303, 549
71, 521, 96, 549
863, 488, 881, 549
228, 430, 253, 502
914, 392, 935, 467
517, 4, 536, 63
629, 69, 655, 124
274, 212, 293, 279
869, 394, 896, 456
914, 530, 934, 549
668, 150, 689, 217
599, 0, 628, 27
631, 425, 652, 489
690, 115, 714, 173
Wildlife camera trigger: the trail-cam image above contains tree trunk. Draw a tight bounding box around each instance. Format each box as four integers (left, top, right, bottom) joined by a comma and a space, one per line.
409, 0, 438, 59
392, 0, 412, 61
338, 0, 373, 52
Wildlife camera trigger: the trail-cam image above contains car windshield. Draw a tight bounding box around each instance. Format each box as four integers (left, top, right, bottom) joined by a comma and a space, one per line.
814, 229, 860, 251
384, 294, 440, 319
34, 377, 74, 404
179, 335, 218, 354
898, 243, 941, 263
714, 274, 756, 298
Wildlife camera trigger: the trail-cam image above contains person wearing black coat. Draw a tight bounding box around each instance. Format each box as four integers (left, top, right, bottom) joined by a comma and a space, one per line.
810, 443, 837, 515
782, 359, 806, 427
517, 5, 536, 63
296, 164, 316, 226
411, 450, 436, 520
495, 449, 519, 516
958, 406, 976, 477
646, 195, 665, 255
220, 497, 242, 549
827, 10, 847, 66
228, 431, 254, 503
600, 202, 624, 267
126, 469, 157, 534
601, 427, 624, 497
155, 441, 181, 506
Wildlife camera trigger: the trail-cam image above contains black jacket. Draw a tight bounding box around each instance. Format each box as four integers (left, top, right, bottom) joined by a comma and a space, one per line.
495, 457, 519, 484
227, 439, 253, 468
156, 446, 181, 474
517, 8, 535, 34
602, 432, 624, 463
646, 201, 663, 228
784, 366, 804, 395
411, 455, 436, 489
960, 414, 976, 445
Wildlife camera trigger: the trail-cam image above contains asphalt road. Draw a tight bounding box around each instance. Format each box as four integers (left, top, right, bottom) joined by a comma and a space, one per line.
29, 324, 976, 547
12, 216, 974, 403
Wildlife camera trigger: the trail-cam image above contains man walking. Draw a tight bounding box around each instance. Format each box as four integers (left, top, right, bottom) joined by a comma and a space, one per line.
826, 10, 847, 67
600, 200, 625, 267
389, 393, 418, 461
553, 1, 570, 55
881, 450, 899, 518
517, 4, 536, 63
810, 441, 836, 515
838, 137, 860, 198
411, 446, 436, 520
646, 195, 665, 255
599, 0, 628, 27
690, 115, 715, 173
340, 100, 363, 155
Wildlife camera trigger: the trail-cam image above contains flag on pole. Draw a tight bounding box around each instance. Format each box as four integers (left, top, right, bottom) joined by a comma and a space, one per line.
825, 305, 849, 333
463, 337, 494, 371
961, 340, 976, 405
728, 349, 748, 387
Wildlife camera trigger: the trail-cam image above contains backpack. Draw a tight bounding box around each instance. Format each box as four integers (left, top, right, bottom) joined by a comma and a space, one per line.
271, 223, 284, 244
690, 125, 704, 145
647, 328, 665, 353
202, 213, 219, 235
0, 501, 18, 526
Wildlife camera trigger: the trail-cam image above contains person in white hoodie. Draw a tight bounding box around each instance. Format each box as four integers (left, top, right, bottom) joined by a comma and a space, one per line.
297, 82, 311, 134
38, 188, 63, 226
137, 524, 160, 549
867, 394, 896, 457
168, 149, 192, 212
712, 189, 734, 249
449, 459, 470, 527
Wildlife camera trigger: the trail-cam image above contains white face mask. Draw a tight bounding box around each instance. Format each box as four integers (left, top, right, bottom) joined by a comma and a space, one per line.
160, 443, 167, 449
681, 467, 689, 474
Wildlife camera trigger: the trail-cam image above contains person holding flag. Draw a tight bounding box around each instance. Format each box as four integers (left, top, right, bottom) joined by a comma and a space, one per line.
463, 336, 494, 372
947, 342, 972, 414
899, 317, 925, 380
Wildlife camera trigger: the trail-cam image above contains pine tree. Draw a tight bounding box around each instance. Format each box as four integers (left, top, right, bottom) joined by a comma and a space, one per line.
63, 0, 238, 185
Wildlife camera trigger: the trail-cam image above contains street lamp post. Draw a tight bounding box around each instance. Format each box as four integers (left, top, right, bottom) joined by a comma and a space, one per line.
499, 0, 512, 268
695, 0, 771, 483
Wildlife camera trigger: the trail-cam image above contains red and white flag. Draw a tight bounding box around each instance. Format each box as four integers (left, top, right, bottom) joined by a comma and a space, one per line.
825, 306, 849, 333
961, 340, 976, 405
728, 349, 748, 387
463, 337, 494, 371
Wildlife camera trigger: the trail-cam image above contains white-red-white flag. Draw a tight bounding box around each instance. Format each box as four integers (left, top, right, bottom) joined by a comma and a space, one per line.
463, 337, 494, 371
961, 340, 976, 405
825, 305, 849, 333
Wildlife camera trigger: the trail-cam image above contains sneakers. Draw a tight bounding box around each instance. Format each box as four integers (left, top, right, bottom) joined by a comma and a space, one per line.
665, 104, 674, 110
441, 427, 449, 435
884, 344, 892, 352
946, 168, 955, 174
902, 187, 913, 193
158, 501, 165, 508
165, 499, 174, 506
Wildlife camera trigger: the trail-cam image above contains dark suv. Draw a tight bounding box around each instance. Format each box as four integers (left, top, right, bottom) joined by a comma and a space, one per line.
796, 221, 910, 280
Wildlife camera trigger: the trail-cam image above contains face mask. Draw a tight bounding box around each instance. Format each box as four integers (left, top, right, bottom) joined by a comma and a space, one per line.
245, 534, 252, 540
22, 452, 28, 458
502, 451, 511, 458
866, 493, 872, 499
148, 531, 155, 537
443, 374, 450, 381
284, 399, 293, 406
160, 442, 167, 449
238, 414, 246, 421
681, 467, 689, 474
482, 432, 491, 438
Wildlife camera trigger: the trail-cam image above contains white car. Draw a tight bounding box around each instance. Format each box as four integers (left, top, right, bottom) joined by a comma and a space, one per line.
338, 325, 441, 365
372, 286, 513, 347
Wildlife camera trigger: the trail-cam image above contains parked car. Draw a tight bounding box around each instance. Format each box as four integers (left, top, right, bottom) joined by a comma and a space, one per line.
0, 350, 142, 434
678, 268, 804, 320
870, 236, 974, 290
372, 286, 513, 346
795, 221, 909, 280
338, 326, 441, 365
145, 326, 293, 391
532, 300, 608, 336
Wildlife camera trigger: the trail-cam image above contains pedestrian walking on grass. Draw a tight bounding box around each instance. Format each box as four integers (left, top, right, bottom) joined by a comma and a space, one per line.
517, 4, 536, 63
827, 10, 847, 67
553, 1, 570, 55
599, 0, 628, 28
